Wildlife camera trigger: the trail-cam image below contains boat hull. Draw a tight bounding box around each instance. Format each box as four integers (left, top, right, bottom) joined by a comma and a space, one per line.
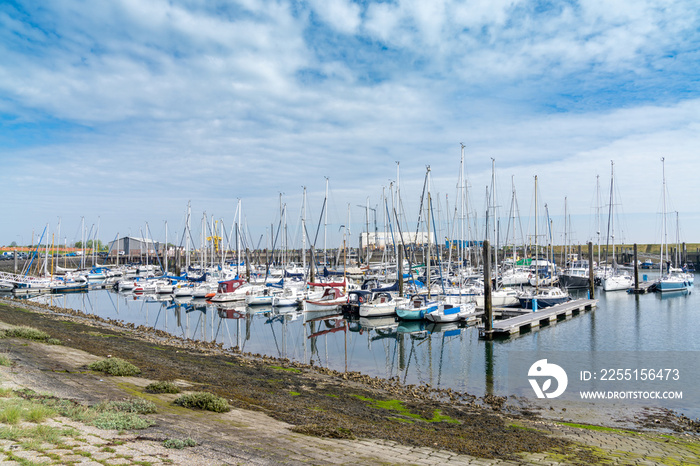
518, 296, 570, 309
358, 301, 396, 318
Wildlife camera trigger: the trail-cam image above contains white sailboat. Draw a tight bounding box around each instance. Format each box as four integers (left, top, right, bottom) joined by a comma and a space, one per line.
655, 158, 691, 293
601, 161, 634, 291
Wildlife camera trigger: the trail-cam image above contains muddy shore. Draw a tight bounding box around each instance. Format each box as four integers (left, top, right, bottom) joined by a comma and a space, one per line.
0, 296, 698, 464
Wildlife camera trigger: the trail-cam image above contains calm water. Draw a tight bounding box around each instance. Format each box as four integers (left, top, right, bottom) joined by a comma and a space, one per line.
30, 279, 700, 418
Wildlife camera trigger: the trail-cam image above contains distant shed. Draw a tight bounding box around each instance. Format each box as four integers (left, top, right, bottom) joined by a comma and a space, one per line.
107, 237, 162, 257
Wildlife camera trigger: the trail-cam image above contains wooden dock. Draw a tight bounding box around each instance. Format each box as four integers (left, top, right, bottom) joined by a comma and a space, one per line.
478, 298, 597, 339
628, 281, 656, 294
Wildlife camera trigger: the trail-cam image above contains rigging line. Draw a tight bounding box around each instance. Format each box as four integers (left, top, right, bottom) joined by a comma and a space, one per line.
213, 317, 223, 342
393, 207, 416, 292
145, 222, 164, 272
430, 196, 446, 295
384, 197, 397, 256
105, 288, 119, 314
302, 221, 321, 280
264, 216, 284, 282
23, 225, 47, 276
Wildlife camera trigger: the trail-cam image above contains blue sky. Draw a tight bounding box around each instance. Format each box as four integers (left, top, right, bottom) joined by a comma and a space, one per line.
2, 0, 700, 250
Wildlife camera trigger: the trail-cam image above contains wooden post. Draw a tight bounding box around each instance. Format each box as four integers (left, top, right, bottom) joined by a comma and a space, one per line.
398, 248, 404, 296
672, 248, 677, 268
588, 242, 595, 299
483, 240, 493, 339
309, 246, 315, 283
683, 242, 687, 266
577, 244, 582, 262
13, 250, 17, 274
633, 243, 639, 291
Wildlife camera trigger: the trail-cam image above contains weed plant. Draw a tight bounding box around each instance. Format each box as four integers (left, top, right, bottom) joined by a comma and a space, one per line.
6, 390, 156, 431
90, 411, 155, 430
145, 381, 180, 394
88, 358, 141, 376
0, 326, 61, 345
173, 392, 230, 413
97, 399, 157, 414
163, 438, 197, 449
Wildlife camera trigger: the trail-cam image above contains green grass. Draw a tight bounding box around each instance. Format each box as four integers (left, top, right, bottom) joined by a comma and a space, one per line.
6, 390, 156, 432
269, 365, 301, 373
144, 381, 180, 394
0, 326, 60, 345
351, 395, 459, 424
163, 438, 197, 449
173, 392, 230, 413
0, 354, 11, 366
289, 391, 301, 396
97, 399, 157, 414
90, 411, 154, 430
88, 358, 141, 376
559, 422, 631, 433
0, 425, 79, 445
25, 405, 56, 423
0, 404, 22, 424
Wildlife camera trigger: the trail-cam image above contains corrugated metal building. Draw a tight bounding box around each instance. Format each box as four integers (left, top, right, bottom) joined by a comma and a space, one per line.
107, 237, 162, 257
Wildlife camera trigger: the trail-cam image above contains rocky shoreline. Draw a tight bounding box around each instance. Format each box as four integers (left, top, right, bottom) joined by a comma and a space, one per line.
0, 296, 698, 464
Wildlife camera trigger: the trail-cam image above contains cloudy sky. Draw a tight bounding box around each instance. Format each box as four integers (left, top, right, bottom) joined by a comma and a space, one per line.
2, 0, 699, 250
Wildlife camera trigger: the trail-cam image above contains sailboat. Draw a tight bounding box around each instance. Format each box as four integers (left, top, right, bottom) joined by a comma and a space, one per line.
655, 158, 691, 293
517, 176, 571, 309
601, 161, 634, 291
558, 197, 591, 289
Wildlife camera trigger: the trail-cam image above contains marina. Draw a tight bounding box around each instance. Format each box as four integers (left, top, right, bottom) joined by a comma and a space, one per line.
5, 3, 700, 463
479, 298, 597, 338
3, 265, 697, 419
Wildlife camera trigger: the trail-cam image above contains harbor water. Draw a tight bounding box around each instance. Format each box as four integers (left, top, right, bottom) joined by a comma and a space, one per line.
26, 280, 700, 419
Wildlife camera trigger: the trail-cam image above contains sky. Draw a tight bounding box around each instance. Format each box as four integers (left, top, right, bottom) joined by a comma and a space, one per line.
2, 0, 700, 251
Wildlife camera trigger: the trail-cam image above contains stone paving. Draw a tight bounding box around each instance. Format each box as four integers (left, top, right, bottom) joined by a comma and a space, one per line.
0, 314, 698, 465
0, 399, 698, 465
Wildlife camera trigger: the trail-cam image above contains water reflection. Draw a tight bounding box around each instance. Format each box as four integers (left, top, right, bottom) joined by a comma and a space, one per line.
21, 282, 700, 418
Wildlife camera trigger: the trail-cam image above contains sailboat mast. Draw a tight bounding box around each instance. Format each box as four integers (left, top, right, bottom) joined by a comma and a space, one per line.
610, 161, 615, 268
563, 197, 567, 267
459, 144, 465, 273
490, 158, 498, 278
365, 196, 370, 266
80, 217, 85, 270
661, 157, 667, 277
324, 177, 329, 267
237, 199, 242, 278
164, 221, 168, 275
44, 223, 49, 276
534, 176, 539, 292
186, 202, 191, 269
426, 166, 431, 299
210, 215, 215, 268
94, 218, 99, 267
302, 187, 307, 275
201, 213, 206, 269
511, 176, 516, 265
675, 211, 680, 269
596, 174, 601, 267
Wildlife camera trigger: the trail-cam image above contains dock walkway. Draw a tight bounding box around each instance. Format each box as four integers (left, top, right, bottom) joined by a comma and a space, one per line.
479, 298, 597, 339
628, 281, 656, 294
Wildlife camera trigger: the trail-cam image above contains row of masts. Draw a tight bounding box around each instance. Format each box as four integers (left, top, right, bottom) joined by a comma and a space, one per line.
21, 152, 686, 284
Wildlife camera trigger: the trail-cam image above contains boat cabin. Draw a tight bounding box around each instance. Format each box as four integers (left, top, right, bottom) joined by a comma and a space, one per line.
217, 279, 246, 294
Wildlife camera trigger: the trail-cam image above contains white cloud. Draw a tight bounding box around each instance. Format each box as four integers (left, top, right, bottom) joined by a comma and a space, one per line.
1, 0, 699, 244
307, 0, 361, 34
